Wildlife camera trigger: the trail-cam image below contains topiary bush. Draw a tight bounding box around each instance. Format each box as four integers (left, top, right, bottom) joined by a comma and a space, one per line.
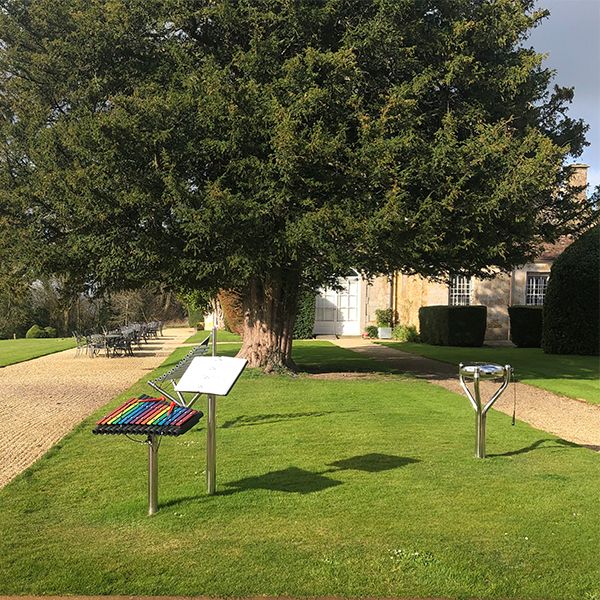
419, 306, 487, 346
44, 326, 58, 338
364, 325, 378, 339
392, 324, 420, 342
293, 291, 316, 339
542, 227, 599, 355
25, 324, 48, 339
508, 306, 543, 347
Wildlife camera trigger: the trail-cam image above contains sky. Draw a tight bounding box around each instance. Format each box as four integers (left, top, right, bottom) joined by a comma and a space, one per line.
527, 0, 600, 194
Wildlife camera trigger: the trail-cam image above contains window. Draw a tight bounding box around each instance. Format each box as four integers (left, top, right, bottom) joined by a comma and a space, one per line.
449, 275, 472, 306
526, 273, 549, 305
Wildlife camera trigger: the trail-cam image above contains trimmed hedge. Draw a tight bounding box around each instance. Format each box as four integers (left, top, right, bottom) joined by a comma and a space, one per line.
542, 227, 599, 355
25, 324, 48, 339
419, 305, 487, 347
44, 326, 58, 338
293, 291, 316, 339
508, 306, 543, 348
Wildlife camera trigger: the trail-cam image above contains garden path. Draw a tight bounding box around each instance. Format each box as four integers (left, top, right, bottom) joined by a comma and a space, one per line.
332, 337, 600, 450
0, 327, 194, 488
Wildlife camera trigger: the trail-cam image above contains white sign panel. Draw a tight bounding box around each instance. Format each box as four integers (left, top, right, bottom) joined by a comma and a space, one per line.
175, 356, 247, 396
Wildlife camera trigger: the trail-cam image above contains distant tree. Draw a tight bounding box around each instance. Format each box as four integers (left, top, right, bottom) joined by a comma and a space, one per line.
0, 0, 594, 370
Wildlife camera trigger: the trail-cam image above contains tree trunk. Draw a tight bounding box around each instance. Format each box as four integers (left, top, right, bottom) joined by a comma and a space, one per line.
237, 270, 300, 372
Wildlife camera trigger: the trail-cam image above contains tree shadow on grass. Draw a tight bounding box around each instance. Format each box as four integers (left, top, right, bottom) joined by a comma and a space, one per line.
488, 438, 587, 457
293, 344, 404, 375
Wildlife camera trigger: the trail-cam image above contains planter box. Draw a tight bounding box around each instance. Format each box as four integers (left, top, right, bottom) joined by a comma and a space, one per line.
377, 327, 392, 339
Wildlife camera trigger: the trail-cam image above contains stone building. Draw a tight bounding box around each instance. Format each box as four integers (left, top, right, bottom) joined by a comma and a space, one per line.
313, 164, 589, 340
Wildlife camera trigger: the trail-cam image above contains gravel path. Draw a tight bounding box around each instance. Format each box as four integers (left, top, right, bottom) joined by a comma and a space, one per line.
332, 338, 600, 450
0, 328, 194, 488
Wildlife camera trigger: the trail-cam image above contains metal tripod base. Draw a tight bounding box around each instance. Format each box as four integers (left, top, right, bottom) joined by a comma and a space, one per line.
459, 363, 511, 459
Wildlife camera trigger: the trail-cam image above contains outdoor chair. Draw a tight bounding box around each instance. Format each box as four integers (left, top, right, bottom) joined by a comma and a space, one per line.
72, 332, 87, 357
87, 334, 107, 358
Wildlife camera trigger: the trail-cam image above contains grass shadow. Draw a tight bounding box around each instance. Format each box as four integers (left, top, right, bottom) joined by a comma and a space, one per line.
293, 342, 403, 375
225, 467, 343, 494
220, 410, 354, 429
325, 453, 420, 472
488, 438, 584, 457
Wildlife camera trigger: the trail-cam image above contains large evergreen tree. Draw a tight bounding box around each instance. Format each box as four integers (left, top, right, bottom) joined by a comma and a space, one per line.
0, 0, 593, 369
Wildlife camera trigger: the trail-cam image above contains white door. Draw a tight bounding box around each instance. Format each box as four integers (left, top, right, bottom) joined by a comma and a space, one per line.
313, 275, 361, 336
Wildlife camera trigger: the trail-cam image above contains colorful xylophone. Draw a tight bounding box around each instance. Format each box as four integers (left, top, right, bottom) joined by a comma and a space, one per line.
93, 396, 203, 436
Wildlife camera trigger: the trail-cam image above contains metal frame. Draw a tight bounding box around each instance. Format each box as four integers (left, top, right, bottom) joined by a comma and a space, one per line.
206, 325, 217, 494
145, 324, 220, 502
147, 335, 211, 407
148, 434, 159, 515
459, 363, 511, 458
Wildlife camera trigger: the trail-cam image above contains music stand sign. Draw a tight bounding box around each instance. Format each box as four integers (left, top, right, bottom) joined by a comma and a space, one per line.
176, 356, 247, 494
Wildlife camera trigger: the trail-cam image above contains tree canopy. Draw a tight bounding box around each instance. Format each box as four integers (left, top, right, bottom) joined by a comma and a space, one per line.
0, 0, 593, 368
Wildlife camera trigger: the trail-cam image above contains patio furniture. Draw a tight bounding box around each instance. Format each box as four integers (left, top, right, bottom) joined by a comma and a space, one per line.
87, 334, 108, 358
72, 332, 87, 357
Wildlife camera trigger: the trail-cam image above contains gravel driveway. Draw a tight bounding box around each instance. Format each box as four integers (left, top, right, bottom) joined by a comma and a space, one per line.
0, 328, 194, 488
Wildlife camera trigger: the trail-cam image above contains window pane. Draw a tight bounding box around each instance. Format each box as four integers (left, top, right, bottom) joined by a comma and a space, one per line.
526, 273, 549, 305
449, 275, 471, 306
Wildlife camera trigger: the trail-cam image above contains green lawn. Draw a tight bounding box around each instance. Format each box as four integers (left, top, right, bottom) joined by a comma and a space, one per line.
0, 337, 76, 367
185, 329, 242, 344
379, 342, 600, 405
0, 342, 599, 599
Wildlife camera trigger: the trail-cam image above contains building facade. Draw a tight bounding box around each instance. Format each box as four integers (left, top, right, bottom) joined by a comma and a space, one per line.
313, 164, 589, 340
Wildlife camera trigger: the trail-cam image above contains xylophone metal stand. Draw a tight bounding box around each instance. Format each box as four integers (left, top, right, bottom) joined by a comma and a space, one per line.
205, 324, 218, 495
148, 434, 159, 515
206, 394, 217, 495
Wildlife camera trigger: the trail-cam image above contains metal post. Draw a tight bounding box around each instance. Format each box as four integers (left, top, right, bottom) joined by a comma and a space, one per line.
211, 325, 217, 357
206, 394, 217, 495
148, 434, 159, 515
473, 369, 485, 458
476, 412, 486, 459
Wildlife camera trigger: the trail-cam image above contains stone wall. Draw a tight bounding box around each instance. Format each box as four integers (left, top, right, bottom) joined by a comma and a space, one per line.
363, 276, 392, 328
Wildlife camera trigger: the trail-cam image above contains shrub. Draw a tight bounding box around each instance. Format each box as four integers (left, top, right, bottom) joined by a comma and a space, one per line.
44, 326, 58, 338
375, 308, 394, 327
508, 306, 542, 347
25, 324, 48, 339
419, 306, 487, 346
187, 307, 204, 328
293, 291, 316, 339
365, 325, 378, 339
542, 227, 599, 355
392, 324, 420, 342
